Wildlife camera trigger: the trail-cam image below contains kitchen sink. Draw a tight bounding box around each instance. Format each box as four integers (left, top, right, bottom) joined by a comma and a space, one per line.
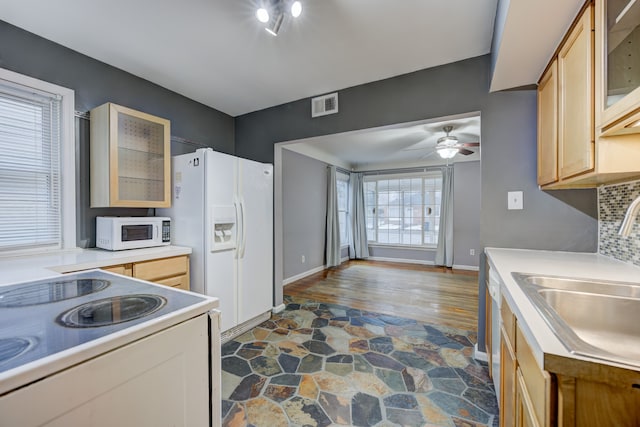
511, 273, 640, 368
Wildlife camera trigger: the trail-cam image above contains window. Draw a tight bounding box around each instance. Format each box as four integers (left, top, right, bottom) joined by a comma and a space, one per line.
364, 171, 442, 247
336, 173, 349, 246
0, 68, 75, 253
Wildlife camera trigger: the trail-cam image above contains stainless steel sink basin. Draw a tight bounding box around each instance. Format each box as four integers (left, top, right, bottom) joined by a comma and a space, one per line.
511, 273, 640, 368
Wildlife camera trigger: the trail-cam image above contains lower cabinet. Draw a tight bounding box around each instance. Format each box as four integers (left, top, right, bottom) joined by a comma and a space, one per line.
500, 296, 554, 427
500, 325, 517, 426
100, 255, 190, 291
101, 264, 132, 276
500, 295, 640, 427
554, 367, 640, 426
517, 368, 541, 427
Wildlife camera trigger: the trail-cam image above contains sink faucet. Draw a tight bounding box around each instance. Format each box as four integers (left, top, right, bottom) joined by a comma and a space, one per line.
618, 194, 640, 237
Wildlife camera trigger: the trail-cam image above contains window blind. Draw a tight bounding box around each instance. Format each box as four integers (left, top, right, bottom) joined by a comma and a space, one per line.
0, 83, 62, 251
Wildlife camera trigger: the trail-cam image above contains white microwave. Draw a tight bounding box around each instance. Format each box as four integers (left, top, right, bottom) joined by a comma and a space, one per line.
96, 217, 171, 251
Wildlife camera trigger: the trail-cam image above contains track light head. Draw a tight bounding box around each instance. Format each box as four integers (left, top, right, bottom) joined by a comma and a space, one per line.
256, 7, 269, 23
291, 1, 302, 17
265, 12, 284, 36
256, 0, 302, 35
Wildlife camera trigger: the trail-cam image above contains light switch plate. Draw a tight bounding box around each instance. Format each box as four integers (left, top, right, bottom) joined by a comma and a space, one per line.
508, 191, 523, 210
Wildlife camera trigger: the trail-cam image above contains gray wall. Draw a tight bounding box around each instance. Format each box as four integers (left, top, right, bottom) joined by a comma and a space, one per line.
453, 161, 481, 267
0, 20, 235, 247
480, 90, 597, 251
368, 246, 436, 264
235, 54, 598, 352
282, 149, 328, 280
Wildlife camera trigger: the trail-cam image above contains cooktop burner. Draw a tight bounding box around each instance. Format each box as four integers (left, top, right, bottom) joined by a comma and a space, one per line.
0, 278, 110, 307
57, 294, 167, 328
0, 337, 37, 365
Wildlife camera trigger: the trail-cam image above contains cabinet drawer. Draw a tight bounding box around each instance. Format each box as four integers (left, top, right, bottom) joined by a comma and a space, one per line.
516, 324, 554, 426
155, 274, 189, 291
101, 264, 132, 276
133, 256, 188, 281
501, 296, 516, 348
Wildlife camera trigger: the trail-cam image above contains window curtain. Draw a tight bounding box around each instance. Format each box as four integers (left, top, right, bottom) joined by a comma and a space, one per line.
435, 166, 454, 267
349, 172, 369, 259
325, 166, 342, 267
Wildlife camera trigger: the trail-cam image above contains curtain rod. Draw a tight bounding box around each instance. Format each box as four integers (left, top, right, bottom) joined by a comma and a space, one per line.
362, 165, 450, 176
327, 165, 352, 175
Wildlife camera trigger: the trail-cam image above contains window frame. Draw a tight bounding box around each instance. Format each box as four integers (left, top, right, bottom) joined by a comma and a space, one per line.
0, 67, 76, 255
364, 170, 442, 249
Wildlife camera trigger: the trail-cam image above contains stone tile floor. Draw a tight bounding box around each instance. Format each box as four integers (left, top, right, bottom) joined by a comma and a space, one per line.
221, 296, 499, 427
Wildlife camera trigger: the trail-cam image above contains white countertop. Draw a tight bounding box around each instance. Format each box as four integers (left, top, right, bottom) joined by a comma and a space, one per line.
0, 245, 192, 286
485, 247, 640, 372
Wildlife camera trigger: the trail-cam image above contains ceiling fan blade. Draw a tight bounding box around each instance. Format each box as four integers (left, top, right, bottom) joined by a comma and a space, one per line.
459, 142, 480, 147
458, 148, 475, 156
402, 146, 429, 152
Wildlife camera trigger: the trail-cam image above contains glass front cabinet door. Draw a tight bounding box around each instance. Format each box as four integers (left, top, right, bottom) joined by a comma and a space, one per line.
90, 103, 171, 208
598, 0, 640, 134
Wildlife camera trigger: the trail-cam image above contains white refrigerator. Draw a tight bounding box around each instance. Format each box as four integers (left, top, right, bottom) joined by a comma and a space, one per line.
159, 148, 273, 332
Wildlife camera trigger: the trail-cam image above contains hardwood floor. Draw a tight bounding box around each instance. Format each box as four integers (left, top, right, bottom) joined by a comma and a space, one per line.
284, 260, 479, 331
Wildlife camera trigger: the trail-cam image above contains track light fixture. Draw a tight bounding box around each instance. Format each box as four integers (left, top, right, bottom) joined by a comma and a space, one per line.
256, 0, 302, 36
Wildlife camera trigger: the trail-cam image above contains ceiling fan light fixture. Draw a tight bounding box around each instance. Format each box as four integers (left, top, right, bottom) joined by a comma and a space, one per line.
437, 147, 458, 159
437, 135, 458, 146
291, 1, 302, 17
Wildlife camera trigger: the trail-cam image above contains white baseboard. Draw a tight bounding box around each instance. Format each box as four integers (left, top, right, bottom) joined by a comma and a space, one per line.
272, 303, 286, 314
367, 256, 435, 265
453, 264, 480, 272
474, 343, 488, 362
221, 311, 271, 343
283, 265, 326, 286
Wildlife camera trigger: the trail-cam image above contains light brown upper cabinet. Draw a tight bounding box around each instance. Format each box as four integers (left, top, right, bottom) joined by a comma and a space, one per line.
597, 0, 640, 135
537, 60, 559, 186
558, 7, 595, 179
537, 0, 640, 189
90, 103, 171, 207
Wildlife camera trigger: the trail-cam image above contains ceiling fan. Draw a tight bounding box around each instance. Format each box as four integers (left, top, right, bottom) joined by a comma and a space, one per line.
430, 125, 480, 159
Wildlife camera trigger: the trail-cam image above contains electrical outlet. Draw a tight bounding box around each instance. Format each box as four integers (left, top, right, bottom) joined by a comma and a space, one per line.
508, 191, 524, 210
470, 249, 475, 256
301, 255, 306, 264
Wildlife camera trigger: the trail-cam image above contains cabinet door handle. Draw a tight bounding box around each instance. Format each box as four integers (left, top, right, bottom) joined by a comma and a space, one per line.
632, 384, 640, 389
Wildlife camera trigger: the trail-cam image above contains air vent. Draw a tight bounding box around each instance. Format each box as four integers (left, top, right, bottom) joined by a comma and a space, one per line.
311, 92, 338, 117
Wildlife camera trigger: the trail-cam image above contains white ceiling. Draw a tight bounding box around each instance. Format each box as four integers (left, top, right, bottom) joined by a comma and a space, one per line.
0, 0, 499, 117
284, 113, 481, 171
0, 0, 584, 167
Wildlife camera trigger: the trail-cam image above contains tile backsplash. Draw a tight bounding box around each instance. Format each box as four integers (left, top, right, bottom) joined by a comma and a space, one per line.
599, 180, 640, 266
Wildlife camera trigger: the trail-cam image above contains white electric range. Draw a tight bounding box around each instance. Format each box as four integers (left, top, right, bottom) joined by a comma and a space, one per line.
0, 270, 220, 426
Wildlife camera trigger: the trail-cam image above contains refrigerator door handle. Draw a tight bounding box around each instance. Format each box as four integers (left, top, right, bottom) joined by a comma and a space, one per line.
239, 197, 247, 259
233, 199, 241, 259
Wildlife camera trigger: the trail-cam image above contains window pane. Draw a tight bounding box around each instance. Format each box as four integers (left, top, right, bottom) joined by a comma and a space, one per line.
338, 211, 348, 244
0, 89, 62, 251
337, 179, 348, 211
364, 173, 442, 247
